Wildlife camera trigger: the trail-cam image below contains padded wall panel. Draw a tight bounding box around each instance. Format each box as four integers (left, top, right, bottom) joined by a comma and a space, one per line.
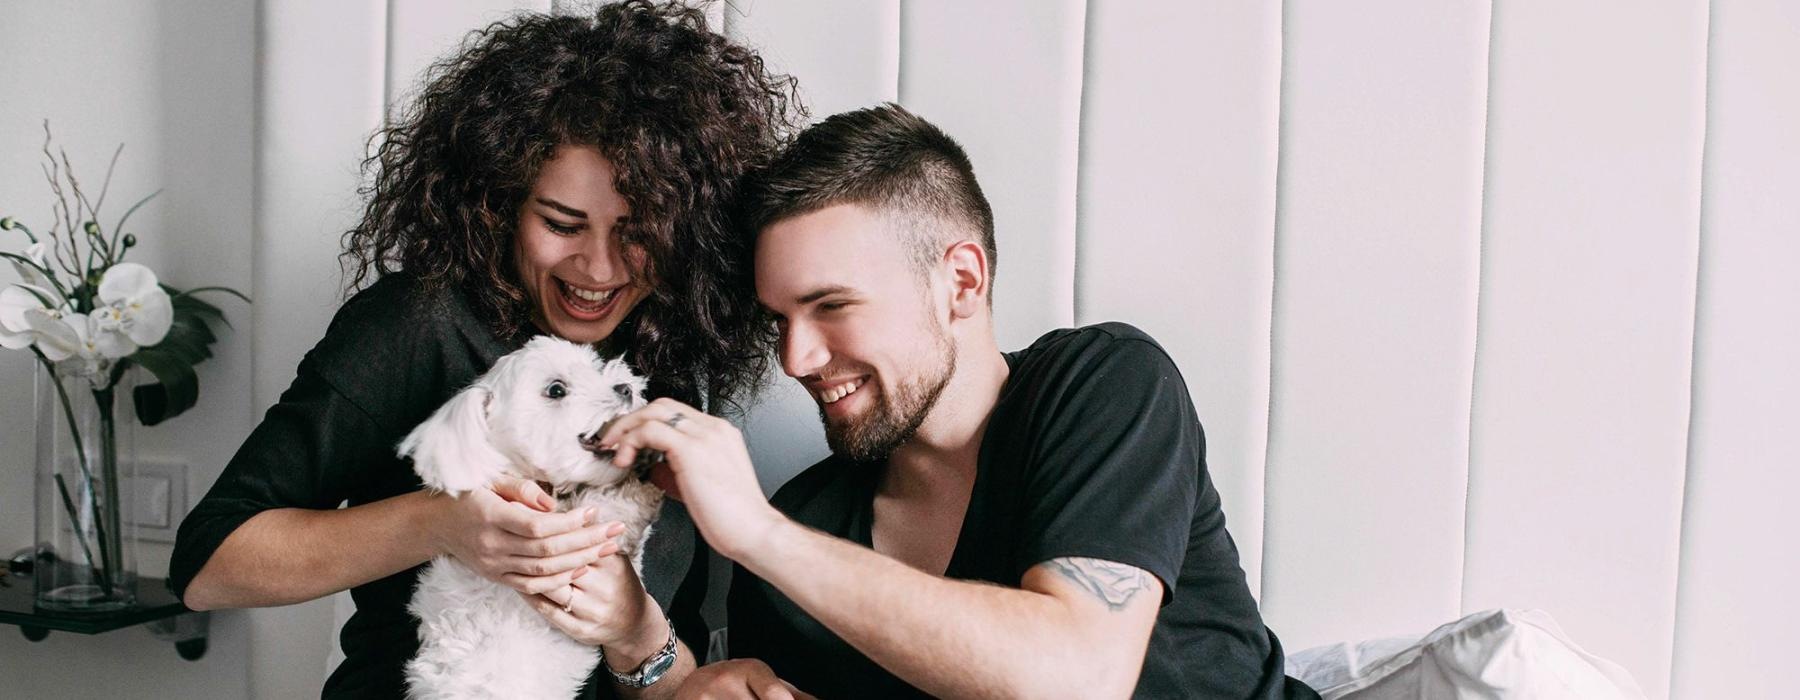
898, 0, 1086, 351
725, 0, 899, 121
386, 0, 551, 110
1464, 3, 1707, 697
1259, 0, 1490, 647
724, 0, 902, 491
1075, 2, 1281, 594
259, 0, 392, 683
1670, 2, 1800, 698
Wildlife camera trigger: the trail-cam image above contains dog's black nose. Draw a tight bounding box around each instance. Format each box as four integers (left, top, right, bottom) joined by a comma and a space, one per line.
613, 383, 633, 400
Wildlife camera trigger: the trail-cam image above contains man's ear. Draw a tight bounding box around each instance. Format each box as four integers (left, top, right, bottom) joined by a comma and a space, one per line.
398, 382, 509, 495
942, 239, 990, 320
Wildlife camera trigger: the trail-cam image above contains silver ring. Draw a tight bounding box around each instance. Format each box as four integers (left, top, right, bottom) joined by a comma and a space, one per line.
665, 412, 686, 429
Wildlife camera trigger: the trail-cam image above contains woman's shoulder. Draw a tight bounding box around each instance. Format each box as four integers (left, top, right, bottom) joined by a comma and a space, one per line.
327, 272, 466, 338
302, 272, 517, 427
312, 274, 443, 363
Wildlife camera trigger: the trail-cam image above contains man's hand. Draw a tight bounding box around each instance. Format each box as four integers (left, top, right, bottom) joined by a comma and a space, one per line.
675, 659, 815, 700
599, 399, 786, 559
427, 475, 625, 595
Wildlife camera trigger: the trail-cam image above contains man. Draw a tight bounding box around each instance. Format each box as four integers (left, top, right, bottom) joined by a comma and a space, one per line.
600, 104, 1317, 698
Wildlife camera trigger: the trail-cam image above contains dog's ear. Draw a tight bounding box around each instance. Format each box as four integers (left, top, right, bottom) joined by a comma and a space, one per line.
398, 383, 509, 495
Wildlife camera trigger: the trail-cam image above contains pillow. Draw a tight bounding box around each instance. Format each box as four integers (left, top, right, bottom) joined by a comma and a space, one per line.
1285, 609, 1647, 699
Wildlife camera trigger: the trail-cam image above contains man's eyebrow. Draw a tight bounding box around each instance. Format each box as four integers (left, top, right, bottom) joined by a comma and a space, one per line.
535, 198, 588, 219
795, 285, 857, 305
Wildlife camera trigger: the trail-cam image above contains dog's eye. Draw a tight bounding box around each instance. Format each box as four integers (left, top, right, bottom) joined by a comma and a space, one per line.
613, 383, 633, 400
545, 381, 568, 400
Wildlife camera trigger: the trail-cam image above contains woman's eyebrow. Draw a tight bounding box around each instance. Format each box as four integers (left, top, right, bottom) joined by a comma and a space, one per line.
535, 197, 588, 219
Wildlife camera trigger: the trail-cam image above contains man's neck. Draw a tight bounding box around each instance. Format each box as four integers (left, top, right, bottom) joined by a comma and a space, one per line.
884, 336, 1010, 491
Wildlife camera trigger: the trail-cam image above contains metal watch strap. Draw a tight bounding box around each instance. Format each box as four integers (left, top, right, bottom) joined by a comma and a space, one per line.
603, 613, 678, 688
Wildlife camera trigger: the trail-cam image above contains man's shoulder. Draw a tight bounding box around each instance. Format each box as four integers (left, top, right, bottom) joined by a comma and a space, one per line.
1010, 322, 1181, 384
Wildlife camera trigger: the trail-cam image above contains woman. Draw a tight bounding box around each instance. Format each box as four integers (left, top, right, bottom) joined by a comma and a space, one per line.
168, 3, 799, 696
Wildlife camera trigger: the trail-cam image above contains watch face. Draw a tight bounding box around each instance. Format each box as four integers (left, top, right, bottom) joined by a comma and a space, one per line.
638, 650, 677, 686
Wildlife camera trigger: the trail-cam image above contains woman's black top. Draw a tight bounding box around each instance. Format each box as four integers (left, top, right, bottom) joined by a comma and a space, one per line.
169, 273, 710, 699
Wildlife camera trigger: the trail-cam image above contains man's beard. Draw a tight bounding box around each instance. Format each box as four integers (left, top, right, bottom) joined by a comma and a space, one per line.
822, 327, 956, 462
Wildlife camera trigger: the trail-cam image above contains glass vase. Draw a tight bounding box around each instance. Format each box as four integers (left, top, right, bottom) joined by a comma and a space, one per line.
33, 358, 139, 612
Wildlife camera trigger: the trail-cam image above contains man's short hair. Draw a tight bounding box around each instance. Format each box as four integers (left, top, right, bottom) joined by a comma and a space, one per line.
742, 103, 997, 289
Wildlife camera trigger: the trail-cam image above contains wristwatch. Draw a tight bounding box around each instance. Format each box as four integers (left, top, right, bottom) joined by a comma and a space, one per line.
602, 613, 678, 688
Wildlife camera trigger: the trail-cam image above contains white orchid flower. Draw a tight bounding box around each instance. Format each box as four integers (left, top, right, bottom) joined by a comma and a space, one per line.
23, 308, 106, 379
0, 284, 46, 349
22, 309, 107, 377
92, 262, 172, 357
10, 242, 52, 288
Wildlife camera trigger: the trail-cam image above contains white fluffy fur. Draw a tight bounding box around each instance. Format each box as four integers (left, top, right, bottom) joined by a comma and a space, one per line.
397, 336, 664, 700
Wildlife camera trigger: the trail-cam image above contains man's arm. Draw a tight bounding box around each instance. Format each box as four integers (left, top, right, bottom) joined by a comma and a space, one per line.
602, 400, 1164, 699
736, 519, 1161, 699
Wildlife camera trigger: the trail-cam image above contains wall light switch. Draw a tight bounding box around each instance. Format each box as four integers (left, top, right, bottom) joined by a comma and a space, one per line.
127, 460, 187, 544
127, 474, 171, 529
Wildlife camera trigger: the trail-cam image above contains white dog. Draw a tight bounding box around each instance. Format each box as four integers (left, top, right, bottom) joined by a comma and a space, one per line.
397, 336, 665, 700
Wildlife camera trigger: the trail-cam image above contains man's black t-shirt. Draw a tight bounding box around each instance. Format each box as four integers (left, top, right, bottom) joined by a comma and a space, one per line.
729, 323, 1317, 698
168, 273, 712, 699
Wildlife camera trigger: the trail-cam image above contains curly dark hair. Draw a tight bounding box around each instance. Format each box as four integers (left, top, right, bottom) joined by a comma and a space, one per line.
342, 0, 803, 413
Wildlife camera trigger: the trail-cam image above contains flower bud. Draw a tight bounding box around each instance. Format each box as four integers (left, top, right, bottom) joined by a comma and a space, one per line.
84, 221, 101, 236
0, 217, 14, 230
123, 234, 137, 248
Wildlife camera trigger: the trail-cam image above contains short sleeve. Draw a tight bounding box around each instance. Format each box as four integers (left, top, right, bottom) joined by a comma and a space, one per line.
166, 355, 397, 601
1014, 335, 1202, 603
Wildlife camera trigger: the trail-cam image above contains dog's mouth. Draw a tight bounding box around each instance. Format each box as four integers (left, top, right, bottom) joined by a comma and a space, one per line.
581, 419, 664, 481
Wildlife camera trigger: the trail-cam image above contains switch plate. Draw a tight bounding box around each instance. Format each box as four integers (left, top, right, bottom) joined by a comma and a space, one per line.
127, 459, 187, 544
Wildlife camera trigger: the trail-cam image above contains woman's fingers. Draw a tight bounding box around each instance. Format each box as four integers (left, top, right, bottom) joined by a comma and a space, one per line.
491, 501, 596, 539
520, 590, 585, 634
504, 562, 593, 595
505, 541, 614, 577
489, 476, 556, 511
520, 520, 625, 557
568, 553, 632, 593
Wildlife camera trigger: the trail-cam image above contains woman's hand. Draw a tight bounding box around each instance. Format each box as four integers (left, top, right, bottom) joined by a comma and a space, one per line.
522, 552, 660, 653
675, 659, 814, 700
427, 475, 624, 596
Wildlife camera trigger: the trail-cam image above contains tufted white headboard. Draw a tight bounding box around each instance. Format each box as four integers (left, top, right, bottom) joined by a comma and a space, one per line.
259, 2, 1796, 699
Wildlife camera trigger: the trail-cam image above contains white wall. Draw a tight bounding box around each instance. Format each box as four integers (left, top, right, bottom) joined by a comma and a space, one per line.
2, 2, 1795, 699
0, 1, 257, 697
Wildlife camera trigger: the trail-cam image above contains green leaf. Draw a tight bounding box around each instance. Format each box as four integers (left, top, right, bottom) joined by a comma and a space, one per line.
164, 284, 233, 329
132, 347, 200, 426
130, 292, 239, 425
177, 286, 252, 305
149, 314, 214, 365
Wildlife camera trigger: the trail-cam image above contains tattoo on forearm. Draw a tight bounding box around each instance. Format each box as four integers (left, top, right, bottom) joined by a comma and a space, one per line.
1045, 557, 1149, 612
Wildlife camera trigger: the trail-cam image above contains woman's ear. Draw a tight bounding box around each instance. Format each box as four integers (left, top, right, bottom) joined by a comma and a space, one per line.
398, 383, 509, 495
